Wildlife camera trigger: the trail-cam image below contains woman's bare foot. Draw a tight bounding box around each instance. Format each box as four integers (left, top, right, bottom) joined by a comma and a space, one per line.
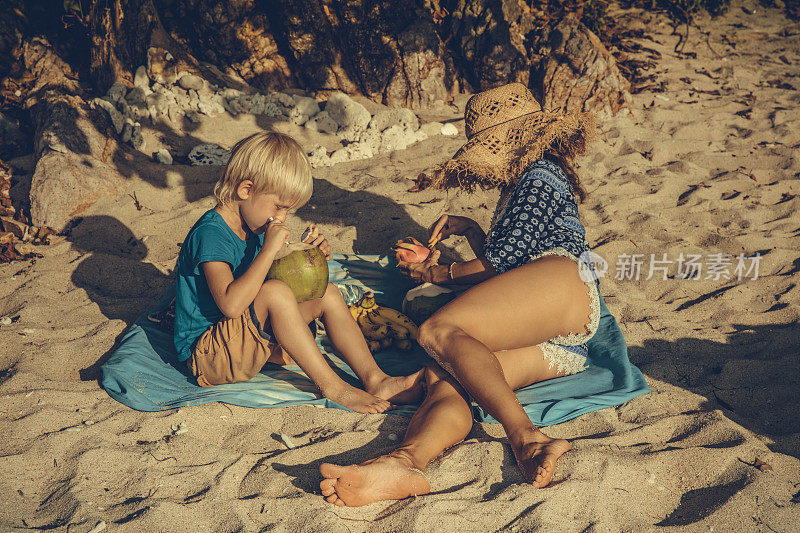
510, 428, 571, 488
319, 453, 430, 507
323, 383, 392, 414
366, 369, 425, 405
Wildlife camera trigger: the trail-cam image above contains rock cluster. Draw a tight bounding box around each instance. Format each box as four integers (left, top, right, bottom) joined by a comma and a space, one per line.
91, 66, 454, 168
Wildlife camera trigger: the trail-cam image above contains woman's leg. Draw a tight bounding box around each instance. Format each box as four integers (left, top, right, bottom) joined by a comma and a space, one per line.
252, 280, 390, 414
301, 284, 424, 405
416, 255, 592, 485
319, 345, 568, 506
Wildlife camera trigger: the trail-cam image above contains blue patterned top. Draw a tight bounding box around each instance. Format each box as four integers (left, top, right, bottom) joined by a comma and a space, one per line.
484, 158, 590, 275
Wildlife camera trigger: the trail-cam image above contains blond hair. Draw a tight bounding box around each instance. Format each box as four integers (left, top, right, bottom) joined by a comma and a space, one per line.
214, 131, 312, 207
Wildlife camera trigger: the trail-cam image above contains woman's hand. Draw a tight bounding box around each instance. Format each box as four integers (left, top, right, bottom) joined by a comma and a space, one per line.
428, 215, 478, 246
398, 249, 442, 284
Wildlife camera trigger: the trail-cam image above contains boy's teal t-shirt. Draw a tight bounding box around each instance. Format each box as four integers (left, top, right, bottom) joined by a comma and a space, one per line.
174, 209, 264, 362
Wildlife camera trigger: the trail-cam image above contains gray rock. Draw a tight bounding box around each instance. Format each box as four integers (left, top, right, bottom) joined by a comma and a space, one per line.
146, 92, 169, 119
305, 111, 338, 134
420, 121, 444, 137
127, 103, 150, 123
369, 108, 419, 132
126, 86, 149, 105
325, 93, 371, 132
90, 98, 124, 134
289, 96, 320, 125
270, 92, 296, 108
178, 74, 205, 91
380, 125, 427, 152
188, 143, 230, 166
134, 65, 149, 89
152, 148, 173, 165
307, 145, 330, 168
380, 126, 406, 151
106, 82, 128, 103
185, 110, 202, 123
357, 128, 381, 153
120, 119, 134, 143
197, 95, 224, 116
341, 141, 375, 160
130, 123, 145, 150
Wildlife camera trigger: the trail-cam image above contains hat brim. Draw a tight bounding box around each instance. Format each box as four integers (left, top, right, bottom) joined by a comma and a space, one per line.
431, 111, 596, 192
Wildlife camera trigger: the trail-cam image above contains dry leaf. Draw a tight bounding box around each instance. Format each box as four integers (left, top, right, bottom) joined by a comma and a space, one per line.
407, 172, 432, 192
753, 457, 773, 472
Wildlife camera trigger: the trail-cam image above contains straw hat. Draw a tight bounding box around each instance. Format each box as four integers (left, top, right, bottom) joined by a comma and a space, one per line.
431, 82, 595, 191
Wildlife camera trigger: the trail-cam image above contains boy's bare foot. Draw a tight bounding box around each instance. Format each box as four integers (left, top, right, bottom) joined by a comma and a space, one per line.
366, 369, 425, 405
510, 427, 570, 488
324, 384, 392, 414
319, 453, 430, 507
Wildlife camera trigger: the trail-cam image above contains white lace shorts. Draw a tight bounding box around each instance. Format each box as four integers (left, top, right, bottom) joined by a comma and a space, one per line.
531, 247, 601, 376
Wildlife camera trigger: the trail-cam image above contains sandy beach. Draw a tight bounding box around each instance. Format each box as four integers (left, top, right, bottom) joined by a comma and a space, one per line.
1, 1, 799, 530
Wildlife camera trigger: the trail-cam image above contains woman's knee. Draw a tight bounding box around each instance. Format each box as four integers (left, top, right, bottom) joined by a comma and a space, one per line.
417, 318, 462, 361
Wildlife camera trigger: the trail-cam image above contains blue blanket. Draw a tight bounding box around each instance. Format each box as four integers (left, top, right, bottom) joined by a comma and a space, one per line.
101, 254, 649, 424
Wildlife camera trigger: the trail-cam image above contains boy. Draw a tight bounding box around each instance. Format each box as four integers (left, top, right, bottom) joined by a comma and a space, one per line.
174, 131, 422, 413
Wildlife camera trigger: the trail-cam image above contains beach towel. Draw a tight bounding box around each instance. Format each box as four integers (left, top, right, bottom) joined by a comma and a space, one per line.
100, 254, 649, 424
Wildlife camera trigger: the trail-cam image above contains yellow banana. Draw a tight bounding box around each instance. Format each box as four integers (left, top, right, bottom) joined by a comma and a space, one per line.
348, 304, 362, 321
364, 308, 408, 338
373, 306, 419, 339
350, 291, 418, 347
362, 314, 391, 340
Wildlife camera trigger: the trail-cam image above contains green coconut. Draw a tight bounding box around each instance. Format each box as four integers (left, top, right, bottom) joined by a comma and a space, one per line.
267, 242, 329, 303
402, 282, 456, 325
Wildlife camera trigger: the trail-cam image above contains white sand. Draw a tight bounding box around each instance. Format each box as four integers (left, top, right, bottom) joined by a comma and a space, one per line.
1, 2, 799, 530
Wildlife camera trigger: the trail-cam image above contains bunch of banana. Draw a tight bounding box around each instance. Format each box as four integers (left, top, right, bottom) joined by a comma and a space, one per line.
348, 291, 419, 353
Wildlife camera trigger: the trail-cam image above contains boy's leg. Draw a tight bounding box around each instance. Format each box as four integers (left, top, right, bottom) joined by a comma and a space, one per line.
314, 283, 424, 405
251, 280, 391, 414
320, 345, 569, 506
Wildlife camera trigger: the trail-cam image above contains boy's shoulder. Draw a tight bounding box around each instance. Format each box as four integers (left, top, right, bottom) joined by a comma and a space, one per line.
180, 209, 237, 262
186, 209, 231, 241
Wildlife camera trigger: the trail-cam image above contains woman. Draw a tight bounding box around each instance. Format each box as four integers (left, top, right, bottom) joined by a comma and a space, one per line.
319, 83, 600, 506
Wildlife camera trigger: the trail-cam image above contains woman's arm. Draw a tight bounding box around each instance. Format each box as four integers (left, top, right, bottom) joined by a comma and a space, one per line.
432, 257, 496, 285
463, 224, 487, 257
400, 255, 497, 286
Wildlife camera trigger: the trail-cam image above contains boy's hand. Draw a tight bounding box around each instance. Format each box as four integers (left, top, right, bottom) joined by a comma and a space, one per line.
302, 224, 332, 260
263, 219, 290, 256
310, 233, 332, 260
